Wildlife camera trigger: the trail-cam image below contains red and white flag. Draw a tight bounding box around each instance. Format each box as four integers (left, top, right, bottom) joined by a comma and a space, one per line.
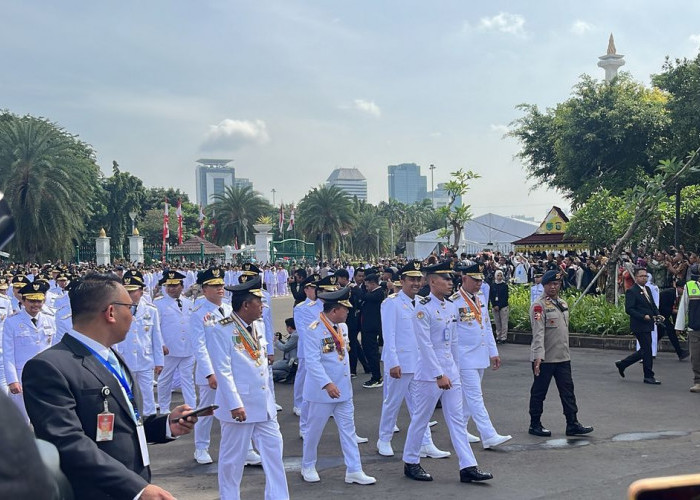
176, 199, 183, 245
198, 204, 205, 238
278, 204, 284, 232
286, 205, 295, 231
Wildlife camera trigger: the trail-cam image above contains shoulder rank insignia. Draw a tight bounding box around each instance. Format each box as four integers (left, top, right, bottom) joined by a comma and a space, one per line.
419, 296, 431, 305
387, 293, 397, 299
449, 292, 460, 301
192, 304, 202, 312
307, 300, 316, 306
309, 320, 319, 330
154, 296, 163, 301
61, 312, 72, 320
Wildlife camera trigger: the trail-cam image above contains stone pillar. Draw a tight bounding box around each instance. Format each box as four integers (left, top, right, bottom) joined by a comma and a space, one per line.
96, 228, 111, 266
253, 223, 273, 264
129, 228, 144, 264
224, 245, 234, 264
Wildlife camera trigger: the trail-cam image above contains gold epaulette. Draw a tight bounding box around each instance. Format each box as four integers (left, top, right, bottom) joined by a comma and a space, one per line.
449, 292, 460, 301
307, 300, 316, 306
309, 320, 319, 330
419, 296, 431, 305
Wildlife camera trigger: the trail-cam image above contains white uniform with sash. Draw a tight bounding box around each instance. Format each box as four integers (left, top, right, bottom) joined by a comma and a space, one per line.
402, 293, 478, 469
114, 299, 164, 416
206, 311, 288, 500
378, 291, 433, 445
453, 288, 500, 440
0, 294, 13, 394
302, 316, 363, 473
155, 294, 196, 411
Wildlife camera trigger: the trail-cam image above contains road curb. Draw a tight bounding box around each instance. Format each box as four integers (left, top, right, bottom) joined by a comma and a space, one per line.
507, 331, 686, 353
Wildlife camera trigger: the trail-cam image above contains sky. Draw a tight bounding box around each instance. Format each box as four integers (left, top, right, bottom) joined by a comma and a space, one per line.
3, 1, 700, 221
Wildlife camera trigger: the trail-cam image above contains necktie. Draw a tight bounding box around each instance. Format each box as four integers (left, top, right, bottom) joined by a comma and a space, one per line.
218, 307, 225, 317
176, 298, 182, 310
411, 300, 415, 307
31, 317, 38, 327
246, 325, 253, 333
106, 350, 127, 384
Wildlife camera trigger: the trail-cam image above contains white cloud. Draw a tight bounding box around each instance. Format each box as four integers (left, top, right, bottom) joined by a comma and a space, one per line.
490, 124, 509, 135
352, 99, 381, 118
571, 20, 594, 35
200, 119, 270, 151
690, 34, 700, 49
478, 12, 526, 37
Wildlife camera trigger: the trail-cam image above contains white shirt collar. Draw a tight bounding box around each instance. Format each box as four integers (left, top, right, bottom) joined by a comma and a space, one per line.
68, 329, 112, 359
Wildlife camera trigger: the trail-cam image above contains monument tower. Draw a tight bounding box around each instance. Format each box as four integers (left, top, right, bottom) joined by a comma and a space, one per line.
597, 33, 625, 83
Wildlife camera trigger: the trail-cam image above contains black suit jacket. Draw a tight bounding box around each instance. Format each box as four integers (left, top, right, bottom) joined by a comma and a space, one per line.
658, 287, 677, 318
22, 334, 171, 500
625, 285, 660, 333
360, 287, 384, 333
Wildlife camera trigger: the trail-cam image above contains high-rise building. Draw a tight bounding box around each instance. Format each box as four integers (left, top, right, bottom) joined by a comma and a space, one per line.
326, 168, 367, 201
196, 159, 235, 206
388, 163, 427, 205
431, 182, 462, 209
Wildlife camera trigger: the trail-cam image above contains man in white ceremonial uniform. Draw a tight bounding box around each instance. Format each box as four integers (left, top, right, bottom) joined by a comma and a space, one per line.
114, 270, 164, 417
3, 280, 57, 421
402, 261, 493, 484
263, 265, 278, 297
206, 276, 289, 500
0, 277, 15, 394
377, 261, 448, 458
155, 270, 196, 412
9, 275, 30, 313
45, 270, 70, 308
453, 263, 511, 449
292, 273, 322, 418
190, 267, 227, 465
277, 265, 289, 296
530, 268, 544, 305
301, 287, 376, 485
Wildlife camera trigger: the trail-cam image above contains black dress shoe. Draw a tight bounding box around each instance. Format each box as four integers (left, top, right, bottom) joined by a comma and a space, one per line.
528, 424, 551, 437
566, 422, 594, 436
615, 360, 625, 378
679, 350, 690, 361
460, 466, 493, 482
404, 463, 433, 481
643, 377, 661, 385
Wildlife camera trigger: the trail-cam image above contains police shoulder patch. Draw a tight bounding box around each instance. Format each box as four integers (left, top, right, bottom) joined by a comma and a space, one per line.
419, 296, 431, 305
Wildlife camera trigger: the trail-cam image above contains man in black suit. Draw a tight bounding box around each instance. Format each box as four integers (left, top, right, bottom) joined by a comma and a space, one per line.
22, 273, 200, 500
615, 267, 665, 384
359, 271, 384, 388
658, 280, 690, 360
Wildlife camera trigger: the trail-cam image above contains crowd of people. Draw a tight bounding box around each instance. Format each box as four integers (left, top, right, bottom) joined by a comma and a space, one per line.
0, 245, 698, 499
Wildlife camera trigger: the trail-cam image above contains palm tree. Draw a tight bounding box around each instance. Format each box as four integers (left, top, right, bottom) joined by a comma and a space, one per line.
351, 210, 389, 258
378, 199, 407, 255
209, 185, 272, 245
0, 113, 100, 261
297, 185, 356, 260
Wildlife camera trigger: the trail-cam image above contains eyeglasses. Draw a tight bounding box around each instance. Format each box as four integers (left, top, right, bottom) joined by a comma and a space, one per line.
108, 302, 138, 315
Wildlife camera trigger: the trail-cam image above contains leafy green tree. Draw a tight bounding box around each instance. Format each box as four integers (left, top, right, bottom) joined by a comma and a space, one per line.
351, 209, 389, 258
566, 189, 632, 251
378, 199, 406, 255
208, 185, 272, 246
0, 112, 101, 261
297, 185, 356, 261
437, 169, 480, 250
509, 74, 670, 207
102, 161, 146, 258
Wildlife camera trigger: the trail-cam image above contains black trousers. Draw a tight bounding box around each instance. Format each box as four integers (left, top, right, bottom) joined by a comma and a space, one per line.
659, 321, 684, 357
529, 360, 579, 423
361, 330, 382, 381
619, 330, 654, 379
348, 327, 368, 375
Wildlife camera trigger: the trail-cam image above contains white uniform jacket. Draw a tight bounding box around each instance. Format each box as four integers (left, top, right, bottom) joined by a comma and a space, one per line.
412, 293, 459, 382
261, 289, 274, 355
206, 313, 276, 423
115, 299, 164, 372
380, 290, 419, 373
154, 295, 194, 358
452, 289, 498, 370
293, 299, 323, 360
303, 319, 353, 403
3, 308, 57, 384
190, 298, 232, 385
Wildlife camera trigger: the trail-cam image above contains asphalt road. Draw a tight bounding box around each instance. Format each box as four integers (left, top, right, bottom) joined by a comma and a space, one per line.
150, 295, 700, 499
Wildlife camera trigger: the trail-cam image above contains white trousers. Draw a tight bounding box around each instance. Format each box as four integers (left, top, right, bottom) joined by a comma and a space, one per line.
293, 358, 306, 409
402, 379, 477, 469
460, 368, 497, 440
378, 373, 433, 445
219, 419, 289, 500
11, 368, 28, 423
195, 384, 216, 451
133, 369, 156, 416
302, 400, 362, 473
277, 282, 287, 296
158, 355, 196, 411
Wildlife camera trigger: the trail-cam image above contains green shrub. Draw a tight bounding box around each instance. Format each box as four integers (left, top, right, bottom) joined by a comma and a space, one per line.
506, 284, 630, 336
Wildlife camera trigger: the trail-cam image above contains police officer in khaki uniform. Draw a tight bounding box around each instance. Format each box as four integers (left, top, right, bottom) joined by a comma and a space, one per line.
529, 270, 593, 437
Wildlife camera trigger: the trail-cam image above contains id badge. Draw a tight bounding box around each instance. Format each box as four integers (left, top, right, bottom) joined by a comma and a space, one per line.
96, 401, 114, 442
136, 421, 150, 466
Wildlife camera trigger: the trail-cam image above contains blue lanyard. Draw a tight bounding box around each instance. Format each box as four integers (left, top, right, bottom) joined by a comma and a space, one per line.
81, 343, 141, 422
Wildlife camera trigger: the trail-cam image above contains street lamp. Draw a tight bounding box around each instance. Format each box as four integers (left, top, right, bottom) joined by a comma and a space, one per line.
429, 164, 436, 208
128, 211, 137, 235
271, 188, 276, 206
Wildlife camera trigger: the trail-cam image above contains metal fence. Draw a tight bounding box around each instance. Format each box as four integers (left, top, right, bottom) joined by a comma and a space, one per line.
270, 239, 315, 262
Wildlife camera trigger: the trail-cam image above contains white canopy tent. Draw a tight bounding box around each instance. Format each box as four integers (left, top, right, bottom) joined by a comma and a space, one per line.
407, 213, 539, 260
